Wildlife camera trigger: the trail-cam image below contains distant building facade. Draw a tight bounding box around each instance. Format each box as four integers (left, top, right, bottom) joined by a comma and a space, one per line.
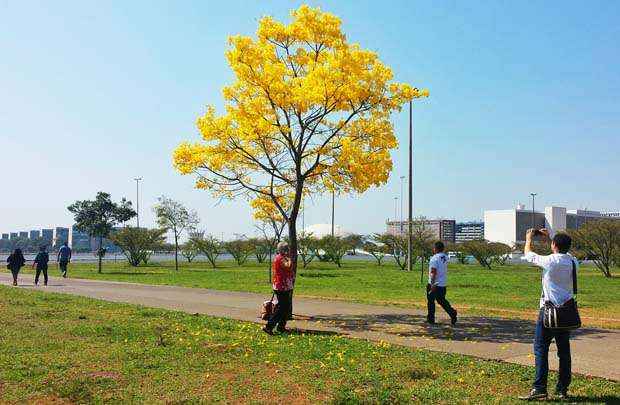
484, 205, 619, 246
1, 233, 8, 240
54, 227, 70, 248
386, 219, 456, 244
18, 231, 28, 239
70, 226, 91, 252
29, 230, 41, 240
10, 232, 18, 239
455, 222, 484, 243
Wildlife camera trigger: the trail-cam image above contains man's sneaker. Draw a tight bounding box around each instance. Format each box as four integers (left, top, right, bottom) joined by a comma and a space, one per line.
518, 388, 547, 401
554, 390, 568, 400
262, 326, 274, 335
451, 311, 458, 326
425, 319, 436, 325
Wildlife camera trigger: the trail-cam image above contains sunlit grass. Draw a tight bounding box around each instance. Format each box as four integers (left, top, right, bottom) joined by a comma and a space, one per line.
0, 286, 617, 403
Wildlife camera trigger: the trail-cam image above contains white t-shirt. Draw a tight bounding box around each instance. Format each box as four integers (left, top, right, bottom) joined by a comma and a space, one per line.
428, 253, 448, 287
523, 252, 576, 308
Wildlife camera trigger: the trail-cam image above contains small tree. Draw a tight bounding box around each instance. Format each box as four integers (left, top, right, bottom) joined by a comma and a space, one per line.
110, 227, 166, 267
462, 240, 499, 269
153, 196, 200, 272
365, 235, 389, 266
375, 233, 409, 270
68, 192, 136, 273
570, 220, 620, 278
319, 235, 351, 267
191, 233, 222, 268
181, 239, 200, 263
298, 232, 317, 268
490, 242, 512, 266
344, 234, 363, 255
248, 237, 271, 263
225, 238, 253, 266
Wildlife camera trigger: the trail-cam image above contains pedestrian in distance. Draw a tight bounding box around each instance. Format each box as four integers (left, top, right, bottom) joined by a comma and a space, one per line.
263, 241, 294, 335
6, 248, 26, 286
33, 245, 50, 286
426, 241, 458, 325
519, 229, 576, 401
57, 242, 72, 278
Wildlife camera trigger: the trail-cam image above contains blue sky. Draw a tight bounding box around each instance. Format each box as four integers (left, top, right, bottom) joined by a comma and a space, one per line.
1, 0, 618, 238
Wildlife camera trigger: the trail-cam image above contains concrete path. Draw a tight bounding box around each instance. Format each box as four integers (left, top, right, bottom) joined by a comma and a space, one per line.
2, 273, 619, 381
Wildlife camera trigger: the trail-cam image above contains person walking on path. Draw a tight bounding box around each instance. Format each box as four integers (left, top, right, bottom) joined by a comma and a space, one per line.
33, 245, 50, 286
263, 242, 294, 335
57, 242, 71, 278
6, 248, 26, 286
426, 241, 457, 325
519, 229, 576, 401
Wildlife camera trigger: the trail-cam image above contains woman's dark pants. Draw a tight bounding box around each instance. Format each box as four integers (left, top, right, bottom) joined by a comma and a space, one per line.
10, 268, 19, 284
267, 290, 292, 331
533, 308, 571, 393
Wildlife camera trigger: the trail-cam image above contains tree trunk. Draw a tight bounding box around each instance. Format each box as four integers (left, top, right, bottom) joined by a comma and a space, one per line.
98, 236, 103, 274
174, 233, 179, 271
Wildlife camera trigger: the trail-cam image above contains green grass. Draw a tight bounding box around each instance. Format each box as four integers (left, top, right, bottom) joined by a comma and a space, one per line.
0, 286, 617, 404
21, 259, 620, 328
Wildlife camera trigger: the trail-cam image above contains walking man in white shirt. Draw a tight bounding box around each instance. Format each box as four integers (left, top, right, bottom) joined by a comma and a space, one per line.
426, 241, 457, 325
519, 229, 576, 401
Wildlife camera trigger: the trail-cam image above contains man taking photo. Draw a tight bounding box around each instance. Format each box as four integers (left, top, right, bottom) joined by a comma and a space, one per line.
519, 228, 576, 401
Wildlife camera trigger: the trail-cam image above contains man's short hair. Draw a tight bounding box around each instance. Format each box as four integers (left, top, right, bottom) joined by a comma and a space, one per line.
552, 233, 571, 254
434, 241, 445, 252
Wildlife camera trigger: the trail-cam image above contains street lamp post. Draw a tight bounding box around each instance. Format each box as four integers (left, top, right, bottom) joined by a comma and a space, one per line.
407, 100, 413, 272
530, 192, 537, 230
400, 175, 405, 233
331, 190, 335, 237
394, 197, 398, 222
134, 177, 142, 228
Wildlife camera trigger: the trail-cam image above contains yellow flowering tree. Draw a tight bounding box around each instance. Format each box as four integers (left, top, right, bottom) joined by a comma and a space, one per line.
173, 5, 428, 268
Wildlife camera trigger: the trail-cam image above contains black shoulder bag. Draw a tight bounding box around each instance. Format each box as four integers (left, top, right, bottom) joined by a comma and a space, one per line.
543, 259, 581, 330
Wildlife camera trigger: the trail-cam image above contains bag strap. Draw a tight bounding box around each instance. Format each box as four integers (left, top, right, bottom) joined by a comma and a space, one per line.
571, 258, 577, 295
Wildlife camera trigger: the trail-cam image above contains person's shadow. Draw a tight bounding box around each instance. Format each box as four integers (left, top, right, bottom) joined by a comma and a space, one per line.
304, 313, 604, 344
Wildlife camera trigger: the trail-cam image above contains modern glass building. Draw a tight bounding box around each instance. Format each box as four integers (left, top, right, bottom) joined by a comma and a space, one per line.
455, 222, 485, 243
386, 219, 456, 244
54, 227, 70, 248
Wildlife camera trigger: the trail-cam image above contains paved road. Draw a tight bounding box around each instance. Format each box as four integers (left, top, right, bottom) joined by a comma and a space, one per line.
2, 273, 619, 381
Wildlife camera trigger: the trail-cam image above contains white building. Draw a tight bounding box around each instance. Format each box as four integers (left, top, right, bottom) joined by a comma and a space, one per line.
484, 205, 612, 246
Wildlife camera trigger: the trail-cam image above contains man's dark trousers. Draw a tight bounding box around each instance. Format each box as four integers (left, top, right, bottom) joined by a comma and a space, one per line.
426, 284, 456, 323
533, 308, 571, 393
59, 261, 68, 277
35, 266, 48, 285
267, 290, 292, 331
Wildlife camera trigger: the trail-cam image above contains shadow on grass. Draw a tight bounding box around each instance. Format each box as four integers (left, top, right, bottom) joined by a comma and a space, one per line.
304, 313, 607, 344
298, 272, 341, 278
545, 395, 620, 404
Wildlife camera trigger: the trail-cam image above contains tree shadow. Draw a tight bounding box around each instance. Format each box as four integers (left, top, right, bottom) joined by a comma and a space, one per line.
298, 273, 341, 278
304, 313, 605, 344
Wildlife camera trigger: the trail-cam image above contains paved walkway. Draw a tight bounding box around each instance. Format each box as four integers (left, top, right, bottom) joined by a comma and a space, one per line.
2, 273, 619, 381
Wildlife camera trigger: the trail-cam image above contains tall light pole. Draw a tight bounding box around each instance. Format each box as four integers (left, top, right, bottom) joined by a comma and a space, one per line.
407, 100, 413, 272
134, 177, 142, 228
394, 196, 398, 222
400, 175, 405, 233
530, 192, 537, 230
331, 190, 335, 237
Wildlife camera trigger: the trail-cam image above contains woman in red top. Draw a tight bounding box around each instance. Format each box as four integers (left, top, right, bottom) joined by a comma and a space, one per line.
263, 242, 294, 334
